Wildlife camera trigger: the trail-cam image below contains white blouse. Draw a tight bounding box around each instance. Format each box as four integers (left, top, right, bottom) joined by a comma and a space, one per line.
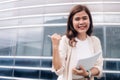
54, 35, 103, 80
71, 37, 93, 79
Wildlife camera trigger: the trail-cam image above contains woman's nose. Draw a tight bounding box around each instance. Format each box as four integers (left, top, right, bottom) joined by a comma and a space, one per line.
79, 19, 84, 24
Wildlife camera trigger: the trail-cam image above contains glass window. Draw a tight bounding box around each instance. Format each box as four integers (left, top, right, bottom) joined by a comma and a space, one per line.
15, 58, 52, 69
104, 61, 119, 71
93, 26, 104, 55
0, 68, 13, 77
103, 4, 120, 12
0, 11, 18, 18
72, 4, 104, 12
44, 5, 73, 14
92, 14, 104, 23
104, 14, 120, 23
0, 19, 19, 27
44, 16, 67, 24
18, 7, 44, 16
0, 58, 13, 66
105, 73, 120, 80
106, 26, 120, 58
16, 0, 45, 7
16, 27, 44, 56
45, 0, 72, 4
41, 59, 52, 68
0, 1, 16, 10
14, 69, 39, 78
15, 58, 40, 67
73, 0, 103, 2
20, 16, 44, 25
0, 79, 14, 80
0, 29, 17, 56
43, 26, 66, 56
40, 70, 57, 79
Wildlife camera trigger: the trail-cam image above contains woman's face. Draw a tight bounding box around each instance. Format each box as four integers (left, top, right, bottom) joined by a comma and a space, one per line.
72, 10, 90, 35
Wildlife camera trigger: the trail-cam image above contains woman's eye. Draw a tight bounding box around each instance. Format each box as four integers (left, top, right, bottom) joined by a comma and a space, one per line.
82, 16, 88, 20
75, 17, 80, 21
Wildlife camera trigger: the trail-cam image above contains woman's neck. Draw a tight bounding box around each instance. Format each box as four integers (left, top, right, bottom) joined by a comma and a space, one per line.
77, 33, 87, 41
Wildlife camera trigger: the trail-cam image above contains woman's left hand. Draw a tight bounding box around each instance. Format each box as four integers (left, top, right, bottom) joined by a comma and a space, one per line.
72, 65, 88, 77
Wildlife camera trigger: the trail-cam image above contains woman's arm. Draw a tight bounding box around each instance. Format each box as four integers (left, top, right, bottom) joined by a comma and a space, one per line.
72, 64, 101, 78
89, 67, 100, 76
92, 36, 103, 78
51, 33, 62, 71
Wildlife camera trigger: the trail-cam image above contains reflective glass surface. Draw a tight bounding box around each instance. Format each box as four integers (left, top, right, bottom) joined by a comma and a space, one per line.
15, 58, 40, 67
106, 26, 120, 58
44, 16, 67, 24
40, 70, 57, 79
0, 58, 13, 66
16, 27, 44, 56
41, 59, 52, 68
14, 69, 39, 78
93, 26, 105, 56
43, 26, 66, 56
0, 29, 17, 56
0, 68, 13, 77
0, 0, 120, 80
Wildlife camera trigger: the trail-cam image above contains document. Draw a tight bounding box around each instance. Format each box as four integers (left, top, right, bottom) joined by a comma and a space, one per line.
72, 51, 101, 79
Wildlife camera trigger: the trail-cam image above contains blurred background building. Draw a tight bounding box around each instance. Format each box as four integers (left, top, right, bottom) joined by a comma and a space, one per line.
0, 0, 120, 80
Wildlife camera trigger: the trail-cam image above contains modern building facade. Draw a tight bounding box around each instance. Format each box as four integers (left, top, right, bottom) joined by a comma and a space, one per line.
0, 0, 120, 80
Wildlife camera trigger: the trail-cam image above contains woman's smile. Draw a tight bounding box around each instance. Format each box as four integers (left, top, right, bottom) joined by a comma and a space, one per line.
78, 25, 87, 30
73, 10, 90, 34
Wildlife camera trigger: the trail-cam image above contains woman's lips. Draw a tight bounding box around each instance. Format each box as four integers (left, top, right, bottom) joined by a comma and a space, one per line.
78, 25, 86, 30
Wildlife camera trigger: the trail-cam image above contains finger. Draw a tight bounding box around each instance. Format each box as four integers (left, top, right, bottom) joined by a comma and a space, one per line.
72, 68, 76, 74
56, 34, 62, 40
75, 69, 83, 73
51, 33, 59, 39
79, 65, 86, 71
72, 68, 78, 75
72, 68, 83, 75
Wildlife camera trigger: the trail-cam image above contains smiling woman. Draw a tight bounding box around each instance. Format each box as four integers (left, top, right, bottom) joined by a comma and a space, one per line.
50, 5, 103, 80
73, 11, 90, 35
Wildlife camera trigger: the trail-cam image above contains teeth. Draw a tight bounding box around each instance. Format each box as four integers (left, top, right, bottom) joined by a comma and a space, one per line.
79, 25, 85, 27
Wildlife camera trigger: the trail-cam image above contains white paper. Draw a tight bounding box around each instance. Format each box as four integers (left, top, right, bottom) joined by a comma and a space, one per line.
72, 51, 101, 79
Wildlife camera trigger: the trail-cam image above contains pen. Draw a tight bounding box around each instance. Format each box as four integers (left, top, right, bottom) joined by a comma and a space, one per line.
47, 35, 51, 38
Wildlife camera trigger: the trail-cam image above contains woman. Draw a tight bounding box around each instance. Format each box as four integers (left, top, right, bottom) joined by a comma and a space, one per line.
51, 5, 103, 80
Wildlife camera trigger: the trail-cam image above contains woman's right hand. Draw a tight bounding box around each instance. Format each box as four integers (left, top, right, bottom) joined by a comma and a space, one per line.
51, 33, 61, 48
51, 33, 62, 70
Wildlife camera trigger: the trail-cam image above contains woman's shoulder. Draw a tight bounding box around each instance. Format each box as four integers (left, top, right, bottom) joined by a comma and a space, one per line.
61, 35, 69, 43
89, 35, 101, 46
62, 35, 69, 40
90, 35, 100, 42
59, 35, 70, 48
